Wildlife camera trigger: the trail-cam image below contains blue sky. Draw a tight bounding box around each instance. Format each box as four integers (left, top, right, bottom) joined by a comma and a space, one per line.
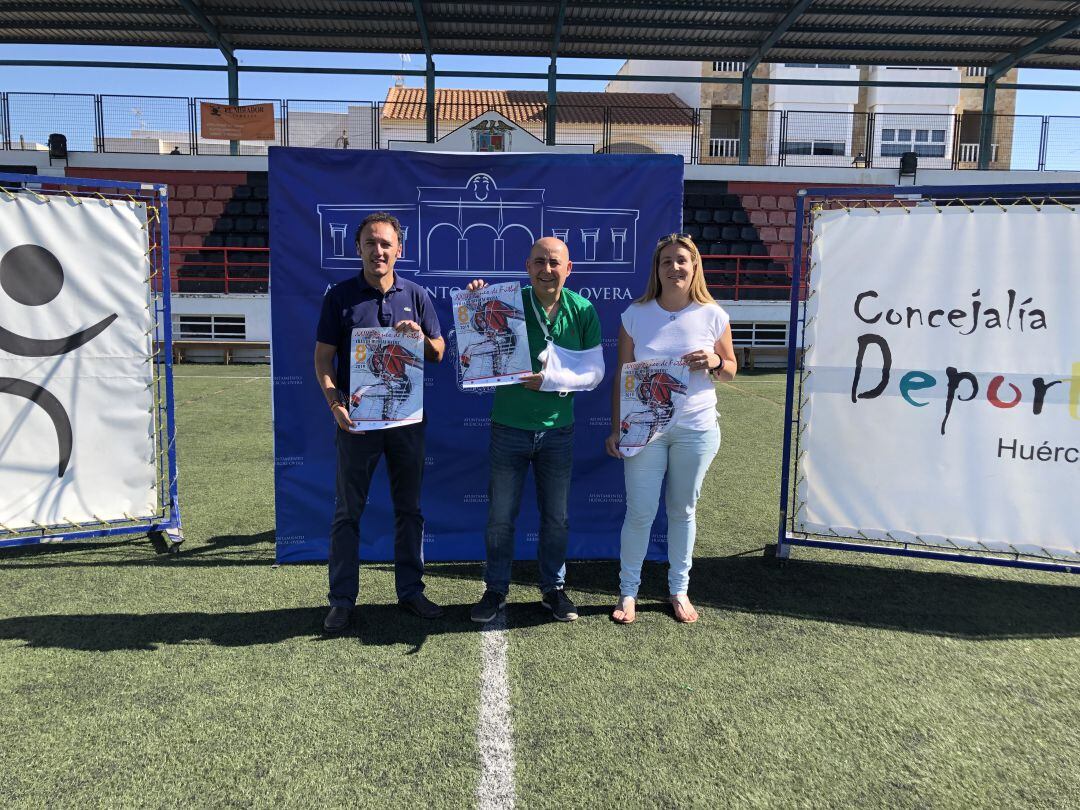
0, 45, 1077, 114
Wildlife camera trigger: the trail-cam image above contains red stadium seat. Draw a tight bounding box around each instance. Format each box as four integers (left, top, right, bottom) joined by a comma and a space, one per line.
181, 234, 203, 248
741, 195, 759, 209
196, 185, 214, 200
186, 200, 205, 216
769, 243, 790, 257
204, 200, 225, 217
779, 197, 796, 210
759, 195, 777, 209
174, 185, 195, 200
749, 210, 768, 226
214, 185, 233, 201
779, 227, 795, 242
768, 210, 787, 226
173, 217, 193, 233
193, 217, 214, 234
759, 227, 778, 243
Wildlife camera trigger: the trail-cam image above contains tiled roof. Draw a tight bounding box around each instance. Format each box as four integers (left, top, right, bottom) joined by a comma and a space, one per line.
381, 88, 694, 126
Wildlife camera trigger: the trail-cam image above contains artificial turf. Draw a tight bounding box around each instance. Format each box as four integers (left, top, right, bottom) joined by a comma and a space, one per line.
1, 366, 1077, 808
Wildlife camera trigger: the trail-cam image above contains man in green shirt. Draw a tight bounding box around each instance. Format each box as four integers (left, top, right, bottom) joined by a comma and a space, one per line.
466, 237, 603, 623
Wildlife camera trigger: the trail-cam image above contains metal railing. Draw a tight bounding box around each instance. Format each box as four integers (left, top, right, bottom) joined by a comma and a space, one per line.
701, 254, 803, 301
2, 91, 1078, 171
170, 246, 269, 294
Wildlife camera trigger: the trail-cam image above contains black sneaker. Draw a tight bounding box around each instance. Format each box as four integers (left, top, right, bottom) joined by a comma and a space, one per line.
471, 590, 507, 624
541, 588, 578, 622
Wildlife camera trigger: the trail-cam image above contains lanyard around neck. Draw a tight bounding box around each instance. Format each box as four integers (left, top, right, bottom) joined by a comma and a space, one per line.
529, 289, 556, 343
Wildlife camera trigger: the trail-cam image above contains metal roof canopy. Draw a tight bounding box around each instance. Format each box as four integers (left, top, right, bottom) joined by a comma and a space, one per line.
4, 1, 1079, 168
2, 1, 1080, 71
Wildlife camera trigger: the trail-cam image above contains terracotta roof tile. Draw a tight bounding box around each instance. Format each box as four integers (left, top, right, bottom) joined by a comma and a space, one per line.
381, 87, 693, 126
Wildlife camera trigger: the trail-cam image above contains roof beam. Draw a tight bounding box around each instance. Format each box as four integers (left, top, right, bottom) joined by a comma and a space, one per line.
744, 0, 816, 73
175, 0, 234, 59
412, 0, 432, 56
551, 0, 568, 58
988, 14, 1080, 77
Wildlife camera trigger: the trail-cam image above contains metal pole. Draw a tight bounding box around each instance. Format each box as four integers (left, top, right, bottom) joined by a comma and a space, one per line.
977, 77, 996, 170
738, 73, 752, 166
1038, 116, 1049, 171
774, 188, 808, 561
425, 56, 436, 143
546, 58, 557, 146
227, 54, 239, 156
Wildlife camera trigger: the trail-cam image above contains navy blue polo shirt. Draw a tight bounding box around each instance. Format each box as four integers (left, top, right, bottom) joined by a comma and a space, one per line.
316, 273, 442, 392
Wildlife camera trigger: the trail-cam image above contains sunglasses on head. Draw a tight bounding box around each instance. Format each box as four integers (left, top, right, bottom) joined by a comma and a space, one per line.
656, 233, 693, 245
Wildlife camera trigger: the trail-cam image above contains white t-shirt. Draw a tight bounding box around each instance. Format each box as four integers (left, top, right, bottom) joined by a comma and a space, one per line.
620, 299, 730, 430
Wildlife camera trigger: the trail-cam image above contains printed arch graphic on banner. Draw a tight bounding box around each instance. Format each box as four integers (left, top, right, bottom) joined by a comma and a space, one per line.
270, 149, 684, 563
317, 171, 640, 276
0, 242, 119, 477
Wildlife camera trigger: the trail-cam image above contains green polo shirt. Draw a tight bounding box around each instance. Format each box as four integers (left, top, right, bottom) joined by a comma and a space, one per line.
491, 286, 602, 430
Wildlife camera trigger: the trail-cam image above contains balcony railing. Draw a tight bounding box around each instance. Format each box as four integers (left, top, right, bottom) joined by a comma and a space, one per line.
1, 91, 1075, 170
708, 138, 739, 158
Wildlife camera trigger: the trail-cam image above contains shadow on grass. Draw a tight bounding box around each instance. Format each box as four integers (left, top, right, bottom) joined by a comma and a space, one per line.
0, 599, 555, 653
427, 554, 1080, 640
0, 530, 275, 569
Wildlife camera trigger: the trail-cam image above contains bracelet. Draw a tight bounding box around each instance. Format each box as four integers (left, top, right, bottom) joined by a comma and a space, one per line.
328, 392, 344, 409
709, 354, 725, 378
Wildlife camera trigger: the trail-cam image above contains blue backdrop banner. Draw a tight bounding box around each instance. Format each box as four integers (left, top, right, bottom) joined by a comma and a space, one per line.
269, 149, 683, 563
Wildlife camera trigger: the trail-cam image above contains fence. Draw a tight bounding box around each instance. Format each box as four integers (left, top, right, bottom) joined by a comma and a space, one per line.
2, 91, 1078, 171
170, 246, 269, 294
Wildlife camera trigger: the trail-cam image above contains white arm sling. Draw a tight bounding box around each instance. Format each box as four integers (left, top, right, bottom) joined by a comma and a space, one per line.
528, 291, 605, 394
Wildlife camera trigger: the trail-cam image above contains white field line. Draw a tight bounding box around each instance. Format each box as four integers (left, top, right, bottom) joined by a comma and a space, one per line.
477, 611, 515, 810
172, 374, 270, 379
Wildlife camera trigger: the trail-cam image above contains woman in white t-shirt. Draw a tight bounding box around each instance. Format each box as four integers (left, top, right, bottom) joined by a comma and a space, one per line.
604, 233, 738, 624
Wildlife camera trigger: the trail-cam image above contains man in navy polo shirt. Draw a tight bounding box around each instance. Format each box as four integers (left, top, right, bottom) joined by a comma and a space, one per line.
314, 212, 445, 633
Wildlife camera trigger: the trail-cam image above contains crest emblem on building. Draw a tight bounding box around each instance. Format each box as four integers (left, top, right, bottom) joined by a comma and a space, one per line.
470, 119, 514, 152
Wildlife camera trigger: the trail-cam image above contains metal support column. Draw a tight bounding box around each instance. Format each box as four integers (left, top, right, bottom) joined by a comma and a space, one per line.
425, 56, 436, 143
738, 73, 752, 165
546, 59, 557, 145
226, 54, 240, 156
977, 78, 996, 170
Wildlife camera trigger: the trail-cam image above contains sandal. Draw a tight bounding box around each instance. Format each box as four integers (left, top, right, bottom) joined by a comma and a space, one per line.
611, 596, 637, 624
669, 594, 699, 624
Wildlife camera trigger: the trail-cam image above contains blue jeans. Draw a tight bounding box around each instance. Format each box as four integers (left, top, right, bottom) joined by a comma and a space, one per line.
619, 421, 720, 598
327, 421, 426, 607
484, 422, 574, 596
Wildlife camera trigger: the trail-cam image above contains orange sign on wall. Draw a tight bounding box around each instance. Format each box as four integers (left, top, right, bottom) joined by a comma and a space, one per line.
200, 102, 276, 140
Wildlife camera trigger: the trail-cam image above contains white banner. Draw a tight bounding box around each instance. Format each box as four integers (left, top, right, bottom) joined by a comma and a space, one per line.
0, 194, 156, 531
798, 204, 1080, 560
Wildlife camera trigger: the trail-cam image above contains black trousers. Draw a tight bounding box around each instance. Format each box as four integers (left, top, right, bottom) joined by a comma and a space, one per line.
327, 421, 426, 606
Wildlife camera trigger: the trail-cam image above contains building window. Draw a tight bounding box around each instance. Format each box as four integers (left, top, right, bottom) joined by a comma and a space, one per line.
783, 140, 845, 156
959, 112, 984, 142
712, 61, 746, 72
880, 128, 947, 157
965, 66, 989, 77
175, 314, 246, 341
708, 106, 740, 139
784, 63, 852, 69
